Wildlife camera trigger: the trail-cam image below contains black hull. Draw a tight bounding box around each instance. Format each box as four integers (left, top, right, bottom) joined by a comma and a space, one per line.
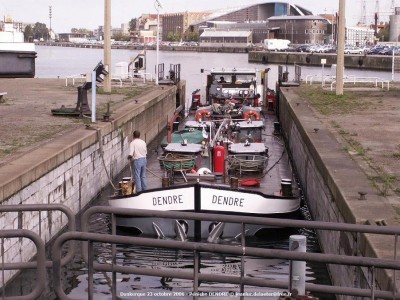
0, 51, 37, 78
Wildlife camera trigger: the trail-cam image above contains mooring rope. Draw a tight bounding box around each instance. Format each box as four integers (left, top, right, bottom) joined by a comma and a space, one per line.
97, 129, 119, 191
158, 153, 196, 171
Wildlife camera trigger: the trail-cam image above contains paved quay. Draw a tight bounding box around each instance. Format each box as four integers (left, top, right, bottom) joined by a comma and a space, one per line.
0, 78, 154, 167
295, 84, 400, 218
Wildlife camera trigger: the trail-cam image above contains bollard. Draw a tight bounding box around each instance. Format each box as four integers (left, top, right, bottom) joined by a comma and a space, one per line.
162, 177, 170, 188
273, 122, 281, 134
289, 235, 306, 297
281, 179, 293, 197
230, 177, 239, 189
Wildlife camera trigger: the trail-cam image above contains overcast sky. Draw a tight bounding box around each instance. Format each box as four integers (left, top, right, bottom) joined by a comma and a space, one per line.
0, 0, 393, 33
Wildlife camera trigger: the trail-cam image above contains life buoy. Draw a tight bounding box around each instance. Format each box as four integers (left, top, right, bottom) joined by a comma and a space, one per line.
197, 167, 212, 175
195, 110, 211, 122
243, 110, 260, 121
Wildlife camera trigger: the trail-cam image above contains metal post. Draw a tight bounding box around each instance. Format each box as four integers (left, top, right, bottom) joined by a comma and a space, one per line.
88, 240, 94, 300
112, 214, 117, 299
289, 235, 306, 296
193, 250, 199, 295
103, 0, 111, 92
1, 237, 4, 298
392, 47, 395, 81
91, 71, 96, 123
155, 0, 162, 85
336, 0, 346, 95
240, 223, 245, 297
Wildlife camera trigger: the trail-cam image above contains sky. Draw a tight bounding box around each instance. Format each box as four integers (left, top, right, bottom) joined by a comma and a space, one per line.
0, 0, 395, 33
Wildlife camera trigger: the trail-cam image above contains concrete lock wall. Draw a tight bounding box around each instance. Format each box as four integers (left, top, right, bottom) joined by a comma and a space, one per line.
249, 51, 400, 71
278, 87, 397, 297
0, 84, 181, 285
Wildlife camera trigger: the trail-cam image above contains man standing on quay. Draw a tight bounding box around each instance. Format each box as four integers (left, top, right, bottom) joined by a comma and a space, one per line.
128, 130, 147, 192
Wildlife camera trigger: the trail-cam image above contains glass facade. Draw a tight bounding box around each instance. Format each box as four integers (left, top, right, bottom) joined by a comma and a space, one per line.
275, 3, 288, 16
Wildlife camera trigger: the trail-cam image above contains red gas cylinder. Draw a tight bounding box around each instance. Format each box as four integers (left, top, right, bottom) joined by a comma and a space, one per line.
213, 145, 225, 174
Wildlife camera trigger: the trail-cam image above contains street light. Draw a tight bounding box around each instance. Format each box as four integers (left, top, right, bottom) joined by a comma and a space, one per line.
175, 26, 181, 41
154, 0, 162, 85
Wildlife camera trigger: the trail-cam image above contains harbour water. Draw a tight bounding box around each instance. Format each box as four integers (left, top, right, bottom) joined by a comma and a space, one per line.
5, 46, 395, 299
36, 45, 398, 97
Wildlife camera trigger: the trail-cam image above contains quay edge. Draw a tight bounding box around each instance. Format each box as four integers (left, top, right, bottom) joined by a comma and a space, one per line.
278, 86, 400, 297
249, 51, 400, 71
38, 42, 400, 71
0, 80, 185, 285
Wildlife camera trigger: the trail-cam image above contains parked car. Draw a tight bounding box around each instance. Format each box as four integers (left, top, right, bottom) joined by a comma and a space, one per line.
381, 47, 400, 55
325, 45, 337, 53
366, 46, 386, 55
295, 44, 309, 52
344, 47, 363, 54
284, 45, 297, 52
307, 45, 321, 53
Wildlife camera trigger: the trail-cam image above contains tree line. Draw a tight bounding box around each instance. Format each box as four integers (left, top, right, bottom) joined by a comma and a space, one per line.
23, 18, 200, 42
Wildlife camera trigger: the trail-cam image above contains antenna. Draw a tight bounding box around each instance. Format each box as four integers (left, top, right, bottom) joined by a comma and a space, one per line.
49, 6, 52, 32
155, 0, 163, 9
360, 0, 366, 24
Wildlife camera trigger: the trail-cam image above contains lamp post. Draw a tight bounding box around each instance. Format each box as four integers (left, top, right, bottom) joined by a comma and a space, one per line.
155, 0, 162, 85
103, 0, 111, 92
336, 0, 345, 95
175, 26, 181, 41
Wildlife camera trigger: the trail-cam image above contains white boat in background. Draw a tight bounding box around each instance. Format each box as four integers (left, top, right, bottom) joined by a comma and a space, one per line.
109, 67, 301, 241
0, 16, 36, 78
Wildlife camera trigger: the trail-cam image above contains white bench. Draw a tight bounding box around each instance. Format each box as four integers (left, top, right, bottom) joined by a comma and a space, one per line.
0, 92, 7, 100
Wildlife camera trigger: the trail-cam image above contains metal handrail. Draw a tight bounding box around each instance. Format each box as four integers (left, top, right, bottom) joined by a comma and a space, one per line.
53, 230, 400, 300
0, 229, 46, 300
2, 205, 400, 299
0, 204, 76, 268
78, 206, 400, 299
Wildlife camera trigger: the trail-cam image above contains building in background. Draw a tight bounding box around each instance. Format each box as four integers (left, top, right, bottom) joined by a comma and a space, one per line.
345, 26, 375, 46
192, 2, 314, 46
267, 15, 330, 44
162, 12, 211, 41
390, 7, 400, 43
199, 29, 252, 47
132, 14, 161, 44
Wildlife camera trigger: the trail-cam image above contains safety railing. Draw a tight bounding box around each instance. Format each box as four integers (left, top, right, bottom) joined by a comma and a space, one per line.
0, 229, 46, 300
330, 76, 390, 91
134, 72, 154, 83
76, 206, 400, 300
65, 74, 86, 86
0, 204, 76, 267
305, 74, 390, 91
1, 205, 400, 299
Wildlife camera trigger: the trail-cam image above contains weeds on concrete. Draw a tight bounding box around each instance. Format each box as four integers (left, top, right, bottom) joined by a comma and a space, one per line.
333, 121, 366, 156
304, 87, 400, 198
331, 121, 399, 196
299, 85, 372, 115
368, 174, 397, 196
97, 86, 153, 112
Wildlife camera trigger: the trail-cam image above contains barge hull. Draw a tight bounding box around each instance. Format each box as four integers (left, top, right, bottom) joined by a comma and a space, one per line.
0, 50, 36, 78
